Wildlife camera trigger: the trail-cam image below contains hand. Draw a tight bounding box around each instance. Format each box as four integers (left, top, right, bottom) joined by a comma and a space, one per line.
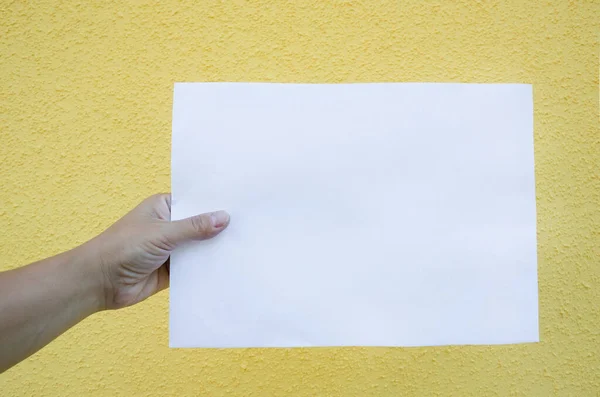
0, 193, 229, 372
87, 194, 230, 310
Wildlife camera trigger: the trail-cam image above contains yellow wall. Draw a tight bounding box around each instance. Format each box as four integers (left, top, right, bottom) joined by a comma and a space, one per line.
1, 0, 598, 395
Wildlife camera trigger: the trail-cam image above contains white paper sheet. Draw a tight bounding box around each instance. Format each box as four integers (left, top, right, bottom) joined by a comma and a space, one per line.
170, 83, 538, 348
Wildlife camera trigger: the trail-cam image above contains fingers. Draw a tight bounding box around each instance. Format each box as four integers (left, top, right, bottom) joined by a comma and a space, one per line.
156, 262, 170, 292
163, 210, 230, 245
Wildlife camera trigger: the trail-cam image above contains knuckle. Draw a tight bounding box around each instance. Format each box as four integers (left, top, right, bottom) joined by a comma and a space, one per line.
138, 194, 161, 210
189, 215, 212, 237
147, 193, 169, 205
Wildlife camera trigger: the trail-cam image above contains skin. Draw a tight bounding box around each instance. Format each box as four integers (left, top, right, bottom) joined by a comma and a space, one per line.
0, 193, 230, 373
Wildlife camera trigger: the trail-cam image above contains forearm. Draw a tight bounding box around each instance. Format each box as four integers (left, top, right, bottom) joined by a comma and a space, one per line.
0, 245, 104, 373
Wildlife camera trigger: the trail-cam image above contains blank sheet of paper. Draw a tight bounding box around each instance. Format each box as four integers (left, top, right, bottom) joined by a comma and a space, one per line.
170, 83, 538, 348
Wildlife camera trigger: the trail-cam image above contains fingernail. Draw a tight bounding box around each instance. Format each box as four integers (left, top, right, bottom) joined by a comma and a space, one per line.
210, 210, 230, 228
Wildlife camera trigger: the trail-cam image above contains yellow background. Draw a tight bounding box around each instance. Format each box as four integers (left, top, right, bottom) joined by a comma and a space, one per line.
1, 0, 598, 395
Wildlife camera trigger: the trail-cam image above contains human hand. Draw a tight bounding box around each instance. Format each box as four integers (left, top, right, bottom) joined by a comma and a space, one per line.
86, 194, 230, 310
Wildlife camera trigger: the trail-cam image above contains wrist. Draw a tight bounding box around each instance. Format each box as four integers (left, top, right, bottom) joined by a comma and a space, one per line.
66, 242, 109, 314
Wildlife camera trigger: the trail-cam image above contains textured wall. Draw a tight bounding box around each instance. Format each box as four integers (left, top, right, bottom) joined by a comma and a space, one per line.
1, 0, 598, 395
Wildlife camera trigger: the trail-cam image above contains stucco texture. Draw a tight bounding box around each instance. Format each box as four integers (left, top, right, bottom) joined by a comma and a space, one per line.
1, 0, 599, 395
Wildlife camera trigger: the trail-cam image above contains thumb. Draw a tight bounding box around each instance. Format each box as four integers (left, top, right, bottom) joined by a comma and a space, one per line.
164, 210, 230, 246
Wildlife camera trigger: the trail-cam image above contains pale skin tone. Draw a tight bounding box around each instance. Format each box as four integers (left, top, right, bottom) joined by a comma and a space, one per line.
0, 194, 230, 373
